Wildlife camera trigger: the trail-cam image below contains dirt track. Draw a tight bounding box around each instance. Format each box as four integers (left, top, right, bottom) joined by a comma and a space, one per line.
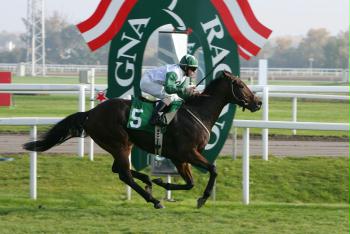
0, 134, 348, 157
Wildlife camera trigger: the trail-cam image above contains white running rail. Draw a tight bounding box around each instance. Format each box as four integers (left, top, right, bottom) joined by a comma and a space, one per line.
0, 117, 348, 204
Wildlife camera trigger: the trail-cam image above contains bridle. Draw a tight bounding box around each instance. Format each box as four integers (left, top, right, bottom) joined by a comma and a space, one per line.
230, 78, 249, 111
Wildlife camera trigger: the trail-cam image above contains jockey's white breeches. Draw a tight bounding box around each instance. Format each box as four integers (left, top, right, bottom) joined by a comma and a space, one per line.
140, 74, 180, 104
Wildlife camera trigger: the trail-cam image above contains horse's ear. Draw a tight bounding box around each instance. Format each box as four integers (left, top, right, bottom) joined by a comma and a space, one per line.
231, 75, 239, 81
223, 70, 231, 78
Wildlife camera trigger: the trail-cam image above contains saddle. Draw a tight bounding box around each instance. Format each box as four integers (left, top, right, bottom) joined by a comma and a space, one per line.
127, 97, 183, 155
127, 97, 182, 130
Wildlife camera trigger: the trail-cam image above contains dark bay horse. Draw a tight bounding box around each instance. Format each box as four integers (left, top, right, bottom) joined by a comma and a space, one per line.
23, 70, 261, 209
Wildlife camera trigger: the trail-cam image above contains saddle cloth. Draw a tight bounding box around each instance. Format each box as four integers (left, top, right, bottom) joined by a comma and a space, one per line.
127, 97, 182, 133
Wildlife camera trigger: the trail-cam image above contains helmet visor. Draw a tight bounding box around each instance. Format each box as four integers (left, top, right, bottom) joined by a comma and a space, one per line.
188, 66, 197, 72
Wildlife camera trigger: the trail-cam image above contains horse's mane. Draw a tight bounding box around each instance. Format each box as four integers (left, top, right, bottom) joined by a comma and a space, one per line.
185, 75, 228, 105
202, 76, 228, 95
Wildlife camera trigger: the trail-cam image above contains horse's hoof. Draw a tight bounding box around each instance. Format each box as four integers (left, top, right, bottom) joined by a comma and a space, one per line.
154, 203, 165, 209
197, 197, 207, 209
152, 178, 163, 186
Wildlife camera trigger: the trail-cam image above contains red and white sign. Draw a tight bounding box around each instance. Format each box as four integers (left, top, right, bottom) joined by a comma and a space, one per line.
76, 0, 137, 51
77, 0, 272, 60
211, 0, 272, 60
0, 72, 12, 107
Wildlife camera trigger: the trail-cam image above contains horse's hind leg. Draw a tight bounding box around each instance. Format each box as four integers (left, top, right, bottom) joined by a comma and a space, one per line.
131, 170, 153, 193
87, 134, 161, 208
112, 161, 153, 193
113, 151, 164, 209
152, 162, 194, 191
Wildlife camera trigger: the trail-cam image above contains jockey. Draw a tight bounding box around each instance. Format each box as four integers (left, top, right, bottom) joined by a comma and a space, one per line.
140, 54, 198, 126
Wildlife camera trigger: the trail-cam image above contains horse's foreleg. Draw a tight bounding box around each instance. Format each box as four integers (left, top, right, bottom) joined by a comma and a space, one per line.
152, 162, 194, 191
197, 164, 217, 208
188, 150, 217, 208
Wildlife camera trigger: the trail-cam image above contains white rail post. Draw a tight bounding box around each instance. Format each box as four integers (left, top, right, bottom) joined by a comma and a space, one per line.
126, 182, 132, 200
126, 154, 132, 200
30, 125, 37, 200
242, 128, 250, 205
78, 85, 85, 158
259, 60, 269, 161
126, 183, 132, 201
166, 175, 172, 200
262, 87, 269, 161
89, 69, 95, 161
212, 160, 217, 201
232, 128, 237, 160
258, 60, 268, 85
125, 96, 132, 200
292, 97, 297, 135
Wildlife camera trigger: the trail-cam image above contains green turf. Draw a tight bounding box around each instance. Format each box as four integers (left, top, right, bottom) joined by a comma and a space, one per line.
0, 155, 348, 233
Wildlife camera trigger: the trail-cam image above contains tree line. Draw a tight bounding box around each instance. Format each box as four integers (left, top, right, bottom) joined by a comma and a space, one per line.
0, 13, 348, 69
242, 28, 349, 69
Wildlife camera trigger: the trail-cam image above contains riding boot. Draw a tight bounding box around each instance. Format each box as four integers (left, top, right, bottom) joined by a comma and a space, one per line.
150, 101, 167, 126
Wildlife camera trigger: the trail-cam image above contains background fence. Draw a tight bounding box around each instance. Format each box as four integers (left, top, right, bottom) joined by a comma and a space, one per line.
1, 63, 348, 83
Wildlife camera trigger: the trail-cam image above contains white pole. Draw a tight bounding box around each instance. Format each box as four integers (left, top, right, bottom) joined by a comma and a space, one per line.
232, 128, 237, 160
78, 85, 85, 158
30, 125, 37, 200
212, 160, 216, 201
41, 0, 46, 77
258, 60, 268, 85
89, 69, 95, 161
259, 60, 269, 161
262, 87, 269, 161
242, 128, 250, 205
31, 4, 36, 77
292, 97, 297, 135
166, 175, 172, 200
126, 154, 132, 200
347, 27, 350, 83
126, 184, 132, 200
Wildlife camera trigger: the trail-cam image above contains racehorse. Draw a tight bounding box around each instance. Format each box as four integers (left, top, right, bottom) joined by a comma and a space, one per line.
23, 70, 261, 209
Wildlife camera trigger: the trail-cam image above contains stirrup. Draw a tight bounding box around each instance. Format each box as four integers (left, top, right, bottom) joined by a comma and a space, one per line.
150, 114, 167, 127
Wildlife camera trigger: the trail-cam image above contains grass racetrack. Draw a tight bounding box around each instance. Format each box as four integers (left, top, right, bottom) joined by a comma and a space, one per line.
0, 155, 348, 233
0, 76, 348, 233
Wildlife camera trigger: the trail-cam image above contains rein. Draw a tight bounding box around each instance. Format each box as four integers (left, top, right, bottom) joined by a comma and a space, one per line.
183, 108, 211, 137
196, 56, 227, 88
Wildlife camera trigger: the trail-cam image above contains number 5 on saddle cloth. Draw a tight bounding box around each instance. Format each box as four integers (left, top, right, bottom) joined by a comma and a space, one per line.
127, 97, 183, 133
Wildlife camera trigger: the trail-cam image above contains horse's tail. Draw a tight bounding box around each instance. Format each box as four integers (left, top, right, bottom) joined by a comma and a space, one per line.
23, 111, 89, 152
